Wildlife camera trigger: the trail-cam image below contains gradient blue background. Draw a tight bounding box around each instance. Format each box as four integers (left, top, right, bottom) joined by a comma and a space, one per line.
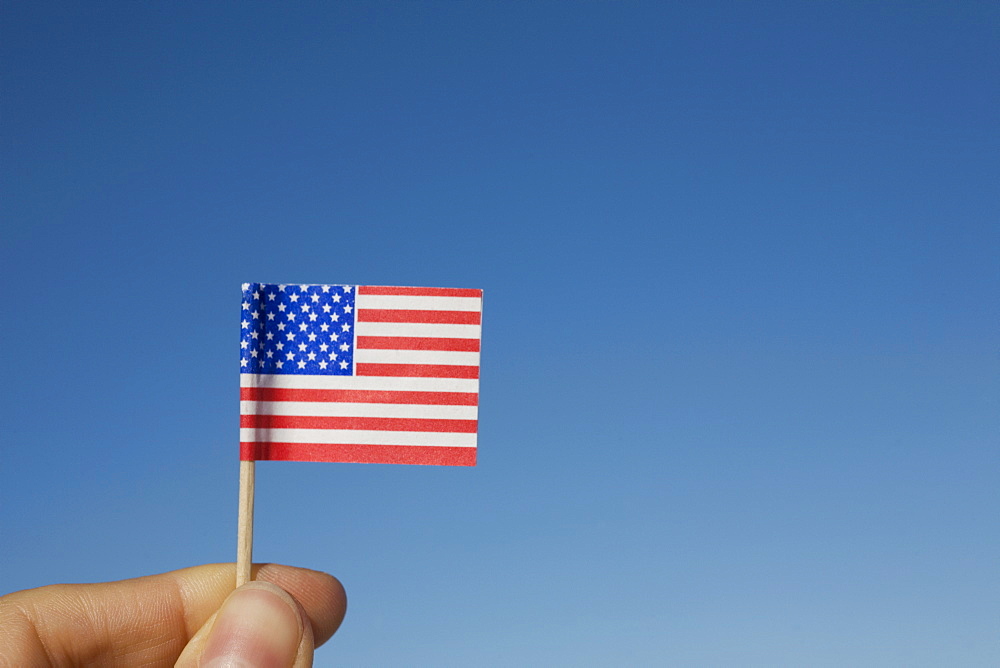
2, 2, 998, 665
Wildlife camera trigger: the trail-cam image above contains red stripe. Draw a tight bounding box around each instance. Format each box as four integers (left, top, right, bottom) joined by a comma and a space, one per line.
357, 309, 481, 325
357, 308, 482, 325
241, 414, 477, 433
240, 387, 478, 406
358, 286, 482, 298
241, 442, 476, 466
356, 336, 480, 352
356, 363, 480, 379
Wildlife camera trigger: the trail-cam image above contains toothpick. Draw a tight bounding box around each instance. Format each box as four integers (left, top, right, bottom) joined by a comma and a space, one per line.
236, 459, 255, 587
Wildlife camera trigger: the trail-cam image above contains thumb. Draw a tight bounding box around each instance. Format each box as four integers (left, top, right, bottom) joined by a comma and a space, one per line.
176, 580, 315, 668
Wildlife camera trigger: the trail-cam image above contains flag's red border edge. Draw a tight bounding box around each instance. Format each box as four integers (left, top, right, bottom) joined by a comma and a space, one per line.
240, 442, 477, 466
358, 286, 482, 298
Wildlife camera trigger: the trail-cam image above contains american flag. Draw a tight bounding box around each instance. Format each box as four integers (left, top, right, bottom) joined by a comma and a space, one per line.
239, 283, 482, 466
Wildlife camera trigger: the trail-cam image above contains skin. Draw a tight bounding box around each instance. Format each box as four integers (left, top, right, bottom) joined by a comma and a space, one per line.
0, 563, 347, 667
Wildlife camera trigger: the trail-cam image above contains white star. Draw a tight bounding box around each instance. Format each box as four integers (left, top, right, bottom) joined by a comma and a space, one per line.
298, 343, 307, 352
241, 340, 249, 349
252, 291, 260, 300
320, 323, 329, 332
250, 349, 258, 358
242, 301, 250, 310
277, 322, 286, 331
241, 320, 249, 329
266, 350, 274, 358
343, 286, 353, 293
339, 343, 349, 351
278, 284, 287, 291
297, 360, 306, 369
307, 352, 317, 361
319, 343, 329, 352
286, 332, 295, 341
329, 352, 337, 361
330, 332, 338, 340
277, 303, 286, 312
267, 312, 275, 321
311, 293, 320, 302
301, 304, 310, 312
308, 312, 318, 321
276, 360, 284, 369
344, 305, 353, 314
339, 360, 349, 369
307, 332, 317, 341
286, 352, 295, 361
250, 331, 259, 339
319, 360, 328, 369
276, 342, 284, 350
266, 332, 274, 340
289, 293, 299, 302
298, 323, 307, 332
332, 294, 342, 303
252, 310, 260, 319
322, 304, 332, 313
299, 284, 309, 292
341, 323, 351, 332
268, 292, 277, 301
321, 285, 330, 293
286, 312, 296, 321
241, 358, 248, 367
331, 313, 339, 322
241, 283, 250, 291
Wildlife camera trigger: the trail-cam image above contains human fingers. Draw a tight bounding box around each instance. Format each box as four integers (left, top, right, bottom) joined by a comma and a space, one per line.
0, 563, 346, 667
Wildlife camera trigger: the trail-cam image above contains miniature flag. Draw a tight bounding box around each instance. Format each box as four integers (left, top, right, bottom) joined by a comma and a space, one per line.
240, 283, 482, 466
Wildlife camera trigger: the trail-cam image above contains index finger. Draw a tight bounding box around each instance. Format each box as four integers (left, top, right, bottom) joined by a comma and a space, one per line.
0, 563, 346, 667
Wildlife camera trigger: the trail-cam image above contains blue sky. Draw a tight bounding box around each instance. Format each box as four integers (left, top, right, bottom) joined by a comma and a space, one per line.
2, 2, 998, 665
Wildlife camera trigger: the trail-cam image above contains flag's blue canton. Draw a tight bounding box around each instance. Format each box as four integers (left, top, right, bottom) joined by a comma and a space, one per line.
240, 283, 356, 375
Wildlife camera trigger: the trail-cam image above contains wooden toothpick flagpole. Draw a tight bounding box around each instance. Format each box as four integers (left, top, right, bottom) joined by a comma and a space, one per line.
236, 459, 255, 587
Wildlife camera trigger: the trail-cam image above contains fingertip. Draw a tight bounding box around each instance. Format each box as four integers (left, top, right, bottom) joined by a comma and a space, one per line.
254, 564, 347, 647
200, 581, 306, 668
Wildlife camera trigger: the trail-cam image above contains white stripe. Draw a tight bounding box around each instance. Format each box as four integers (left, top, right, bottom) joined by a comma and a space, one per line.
241, 373, 479, 393
356, 295, 481, 312
354, 349, 480, 366
355, 322, 481, 339
240, 428, 477, 447
240, 401, 478, 420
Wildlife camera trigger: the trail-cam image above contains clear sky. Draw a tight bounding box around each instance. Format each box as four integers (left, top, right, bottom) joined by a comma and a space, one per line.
2, 2, 998, 666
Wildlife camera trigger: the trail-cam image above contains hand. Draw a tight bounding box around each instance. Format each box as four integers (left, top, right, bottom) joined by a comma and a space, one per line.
0, 563, 347, 667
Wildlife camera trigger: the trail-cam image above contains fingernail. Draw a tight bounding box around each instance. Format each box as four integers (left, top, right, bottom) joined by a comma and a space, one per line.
201, 582, 303, 668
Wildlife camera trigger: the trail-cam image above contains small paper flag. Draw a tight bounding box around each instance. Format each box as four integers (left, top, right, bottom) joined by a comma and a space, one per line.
239, 283, 482, 466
